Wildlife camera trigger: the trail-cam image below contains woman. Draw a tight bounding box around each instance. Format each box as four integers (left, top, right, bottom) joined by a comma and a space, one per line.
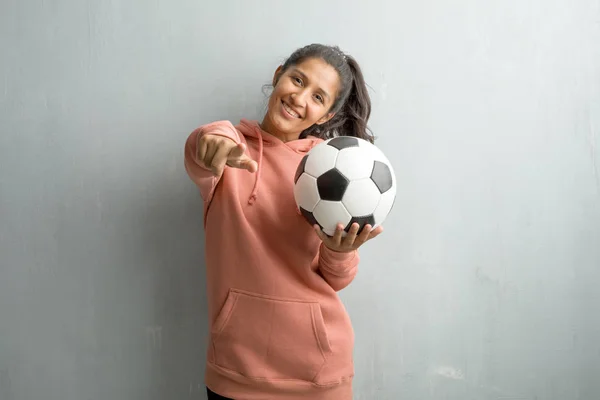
184, 43, 383, 400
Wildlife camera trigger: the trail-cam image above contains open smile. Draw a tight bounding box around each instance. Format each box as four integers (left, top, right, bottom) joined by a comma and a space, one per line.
281, 100, 302, 119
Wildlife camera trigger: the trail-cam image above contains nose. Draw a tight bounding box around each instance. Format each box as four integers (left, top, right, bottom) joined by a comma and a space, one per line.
290, 90, 308, 107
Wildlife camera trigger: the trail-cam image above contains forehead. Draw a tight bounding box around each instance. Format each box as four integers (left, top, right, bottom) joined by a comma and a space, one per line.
290, 58, 341, 96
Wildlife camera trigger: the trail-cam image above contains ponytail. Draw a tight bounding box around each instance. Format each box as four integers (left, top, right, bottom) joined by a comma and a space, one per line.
337, 56, 374, 143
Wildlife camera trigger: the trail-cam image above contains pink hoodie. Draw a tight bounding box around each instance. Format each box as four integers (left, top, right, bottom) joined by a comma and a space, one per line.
184, 119, 359, 400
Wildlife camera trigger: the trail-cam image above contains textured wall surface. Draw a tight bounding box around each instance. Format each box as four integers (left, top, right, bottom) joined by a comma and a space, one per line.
1, 0, 599, 399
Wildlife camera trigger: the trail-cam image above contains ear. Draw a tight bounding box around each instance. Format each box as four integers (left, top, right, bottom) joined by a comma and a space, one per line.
272, 65, 283, 86
316, 112, 336, 125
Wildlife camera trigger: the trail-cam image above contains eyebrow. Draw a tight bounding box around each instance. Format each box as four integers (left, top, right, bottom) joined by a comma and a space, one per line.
291, 68, 331, 101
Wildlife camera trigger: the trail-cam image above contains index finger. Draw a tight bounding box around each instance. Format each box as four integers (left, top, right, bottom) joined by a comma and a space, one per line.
227, 143, 248, 159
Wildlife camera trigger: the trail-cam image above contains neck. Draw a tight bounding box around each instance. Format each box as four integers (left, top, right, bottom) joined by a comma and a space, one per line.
260, 115, 300, 143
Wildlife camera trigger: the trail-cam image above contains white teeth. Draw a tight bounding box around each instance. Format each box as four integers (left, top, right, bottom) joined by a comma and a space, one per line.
283, 102, 300, 118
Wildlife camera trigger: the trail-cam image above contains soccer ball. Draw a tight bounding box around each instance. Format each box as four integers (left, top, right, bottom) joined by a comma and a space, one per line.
293, 136, 396, 237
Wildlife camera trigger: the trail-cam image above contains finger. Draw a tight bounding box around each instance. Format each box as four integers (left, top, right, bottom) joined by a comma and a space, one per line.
211, 144, 232, 177
342, 223, 360, 247
197, 137, 209, 167
227, 143, 248, 159
330, 223, 344, 246
227, 143, 258, 172
240, 157, 258, 173
204, 142, 219, 172
229, 155, 258, 173
354, 224, 373, 246
368, 226, 384, 241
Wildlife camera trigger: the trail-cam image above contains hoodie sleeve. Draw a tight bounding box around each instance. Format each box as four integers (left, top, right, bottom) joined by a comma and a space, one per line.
184, 120, 242, 203
314, 244, 360, 291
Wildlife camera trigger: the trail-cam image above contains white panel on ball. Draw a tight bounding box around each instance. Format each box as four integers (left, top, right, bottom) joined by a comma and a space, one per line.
360, 140, 394, 177
342, 178, 381, 216
335, 147, 374, 180
373, 187, 396, 225
313, 200, 352, 236
304, 143, 339, 177
293, 173, 320, 212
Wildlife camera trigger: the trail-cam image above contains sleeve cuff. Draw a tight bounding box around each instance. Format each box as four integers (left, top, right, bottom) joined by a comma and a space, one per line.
200, 121, 241, 144
319, 243, 358, 274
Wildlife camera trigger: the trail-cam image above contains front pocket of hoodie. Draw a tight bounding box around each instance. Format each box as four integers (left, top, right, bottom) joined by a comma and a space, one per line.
211, 289, 333, 383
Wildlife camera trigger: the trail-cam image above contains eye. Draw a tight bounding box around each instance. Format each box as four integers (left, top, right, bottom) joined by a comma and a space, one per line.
314, 94, 324, 104
292, 76, 303, 86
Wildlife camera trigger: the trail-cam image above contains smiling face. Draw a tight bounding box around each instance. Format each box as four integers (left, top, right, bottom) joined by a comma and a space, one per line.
261, 58, 341, 142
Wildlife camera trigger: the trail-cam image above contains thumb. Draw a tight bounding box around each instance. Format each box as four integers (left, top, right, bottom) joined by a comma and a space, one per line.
314, 225, 327, 240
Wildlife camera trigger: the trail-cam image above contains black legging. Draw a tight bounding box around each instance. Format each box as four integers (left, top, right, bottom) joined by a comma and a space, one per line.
206, 387, 234, 400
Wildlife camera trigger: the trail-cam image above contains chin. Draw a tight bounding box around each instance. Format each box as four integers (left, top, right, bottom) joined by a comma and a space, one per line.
267, 100, 308, 136
271, 113, 296, 131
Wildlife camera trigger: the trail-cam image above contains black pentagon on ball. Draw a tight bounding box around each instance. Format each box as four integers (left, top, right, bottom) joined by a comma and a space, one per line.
327, 136, 359, 150
344, 215, 376, 234
371, 160, 393, 193
299, 207, 322, 229
294, 154, 309, 183
316, 169, 349, 201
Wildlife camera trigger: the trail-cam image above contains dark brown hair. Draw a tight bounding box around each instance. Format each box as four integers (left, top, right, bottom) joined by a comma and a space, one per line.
270, 43, 374, 143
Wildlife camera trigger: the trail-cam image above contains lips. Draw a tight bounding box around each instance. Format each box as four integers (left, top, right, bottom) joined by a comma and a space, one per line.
282, 100, 301, 119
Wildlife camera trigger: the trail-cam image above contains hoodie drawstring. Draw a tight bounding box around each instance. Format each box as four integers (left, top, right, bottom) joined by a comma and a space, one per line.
248, 127, 263, 205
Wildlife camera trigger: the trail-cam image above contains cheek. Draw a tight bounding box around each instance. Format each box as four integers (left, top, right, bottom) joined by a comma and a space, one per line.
269, 85, 287, 108
306, 104, 326, 123
269, 94, 278, 108
268, 90, 282, 111
274, 80, 291, 94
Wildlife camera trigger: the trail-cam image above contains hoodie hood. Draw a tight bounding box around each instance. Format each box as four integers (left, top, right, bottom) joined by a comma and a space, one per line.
236, 119, 323, 205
